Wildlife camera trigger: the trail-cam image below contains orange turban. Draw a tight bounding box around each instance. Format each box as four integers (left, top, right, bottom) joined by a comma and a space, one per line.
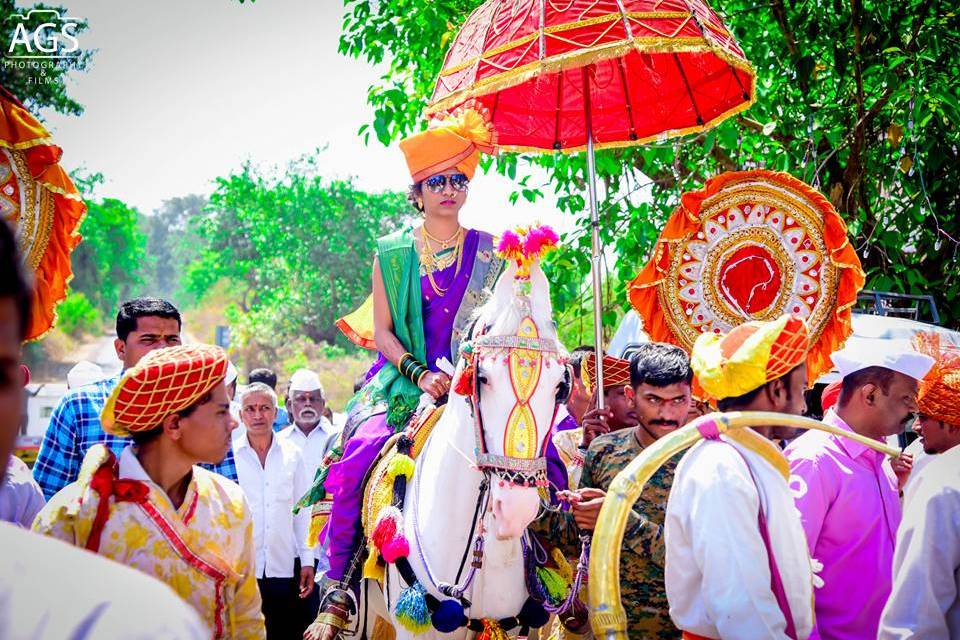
399, 107, 496, 182
914, 332, 960, 426
692, 314, 810, 401
584, 353, 632, 393
101, 344, 229, 437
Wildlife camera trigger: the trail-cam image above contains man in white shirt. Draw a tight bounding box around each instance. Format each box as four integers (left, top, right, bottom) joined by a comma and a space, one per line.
235, 382, 317, 639
665, 315, 815, 640
279, 368, 339, 476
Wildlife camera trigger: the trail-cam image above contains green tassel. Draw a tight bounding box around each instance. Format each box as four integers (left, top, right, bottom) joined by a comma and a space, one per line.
535, 566, 570, 605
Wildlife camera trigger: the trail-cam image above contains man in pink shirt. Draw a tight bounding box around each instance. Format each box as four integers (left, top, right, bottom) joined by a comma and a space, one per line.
786, 342, 934, 639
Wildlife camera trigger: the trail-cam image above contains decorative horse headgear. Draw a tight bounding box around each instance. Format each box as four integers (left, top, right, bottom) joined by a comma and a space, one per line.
454, 225, 569, 490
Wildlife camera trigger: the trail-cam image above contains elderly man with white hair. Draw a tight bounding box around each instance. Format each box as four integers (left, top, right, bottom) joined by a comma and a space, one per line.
278, 369, 339, 476
235, 381, 317, 639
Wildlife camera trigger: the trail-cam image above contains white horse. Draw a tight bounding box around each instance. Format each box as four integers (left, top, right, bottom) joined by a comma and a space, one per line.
346, 259, 568, 640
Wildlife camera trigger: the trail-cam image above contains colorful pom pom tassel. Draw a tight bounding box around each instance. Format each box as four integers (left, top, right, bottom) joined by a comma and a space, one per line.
387, 454, 415, 480
381, 535, 410, 563
395, 583, 431, 634
477, 618, 510, 640
372, 507, 401, 549
431, 599, 466, 633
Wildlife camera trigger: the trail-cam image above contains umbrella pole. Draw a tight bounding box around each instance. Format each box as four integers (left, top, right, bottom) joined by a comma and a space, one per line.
583, 65, 605, 409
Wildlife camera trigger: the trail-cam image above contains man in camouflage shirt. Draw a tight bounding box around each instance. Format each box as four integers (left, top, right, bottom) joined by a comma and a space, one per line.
545, 343, 693, 640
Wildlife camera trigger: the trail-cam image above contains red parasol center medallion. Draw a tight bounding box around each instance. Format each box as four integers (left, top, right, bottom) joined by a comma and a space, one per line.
718, 244, 782, 315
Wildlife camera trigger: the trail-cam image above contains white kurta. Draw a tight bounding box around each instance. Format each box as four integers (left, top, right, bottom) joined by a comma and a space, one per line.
879, 445, 960, 639
665, 436, 815, 639
0, 521, 209, 639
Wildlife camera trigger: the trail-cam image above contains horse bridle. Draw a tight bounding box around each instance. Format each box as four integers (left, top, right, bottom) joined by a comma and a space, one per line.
465, 318, 571, 490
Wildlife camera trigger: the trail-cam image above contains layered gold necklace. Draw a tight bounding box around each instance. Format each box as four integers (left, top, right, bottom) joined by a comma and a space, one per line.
419, 225, 464, 296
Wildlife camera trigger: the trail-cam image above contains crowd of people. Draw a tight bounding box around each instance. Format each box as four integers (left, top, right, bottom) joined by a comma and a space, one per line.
1, 105, 958, 640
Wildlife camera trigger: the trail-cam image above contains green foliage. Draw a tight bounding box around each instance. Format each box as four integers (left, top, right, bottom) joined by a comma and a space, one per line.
69, 180, 149, 315
55, 291, 101, 337
0, 0, 93, 115
186, 151, 412, 349
340, 0, 960, 327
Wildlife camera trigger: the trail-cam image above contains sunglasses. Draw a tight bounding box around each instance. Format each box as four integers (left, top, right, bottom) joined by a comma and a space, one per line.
424, 173, 469, 193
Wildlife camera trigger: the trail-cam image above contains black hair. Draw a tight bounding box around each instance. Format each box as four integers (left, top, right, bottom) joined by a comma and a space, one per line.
115, 297, 181, 342
838, 366, 896, 407
407, 183, 424, 213
568, 345, 594, 379
0, 219, 32, 340
716, 365, 800, 412
248, 367, 277, 389
630, 343, 693, 388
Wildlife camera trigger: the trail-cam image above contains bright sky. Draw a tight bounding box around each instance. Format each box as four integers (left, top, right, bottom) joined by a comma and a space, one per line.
39, 0, 571, 235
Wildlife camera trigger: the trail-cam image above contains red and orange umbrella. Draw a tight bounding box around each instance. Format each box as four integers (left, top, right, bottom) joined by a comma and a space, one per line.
427, 0, 756, 397
0, 87, 86, 341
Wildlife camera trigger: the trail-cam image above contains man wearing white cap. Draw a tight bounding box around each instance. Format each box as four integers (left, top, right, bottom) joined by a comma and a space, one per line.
785, 341, 934, 640
278, 369, 339, 477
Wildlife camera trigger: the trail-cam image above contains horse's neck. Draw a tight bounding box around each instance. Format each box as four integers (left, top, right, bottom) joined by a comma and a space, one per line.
408, 402, 526, 604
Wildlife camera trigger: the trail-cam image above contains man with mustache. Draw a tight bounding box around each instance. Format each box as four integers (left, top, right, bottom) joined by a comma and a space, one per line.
279, 369, 339, 477
786, 342, 934, 640
573, 343, 693, 638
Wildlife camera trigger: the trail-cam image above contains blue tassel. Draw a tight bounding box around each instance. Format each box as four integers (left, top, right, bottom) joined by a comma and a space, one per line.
431, 599, 466, 633
395, 583, 432, 634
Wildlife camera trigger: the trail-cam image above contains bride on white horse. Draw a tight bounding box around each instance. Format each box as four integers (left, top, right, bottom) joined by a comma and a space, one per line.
307, 228, 574, 640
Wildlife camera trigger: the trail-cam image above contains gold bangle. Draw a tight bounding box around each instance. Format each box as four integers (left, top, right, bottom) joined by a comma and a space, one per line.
315, 612, 348, 630
416, 368, 429, 386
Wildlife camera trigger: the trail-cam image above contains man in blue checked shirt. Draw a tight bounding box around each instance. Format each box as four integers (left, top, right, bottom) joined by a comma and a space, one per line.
33, 297, 239, 499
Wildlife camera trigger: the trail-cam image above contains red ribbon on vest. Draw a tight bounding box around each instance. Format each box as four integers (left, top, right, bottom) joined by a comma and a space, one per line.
86, 461, 149, 553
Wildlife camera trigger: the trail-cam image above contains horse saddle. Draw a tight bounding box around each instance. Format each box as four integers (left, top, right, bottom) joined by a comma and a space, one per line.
360, 404, 445, 582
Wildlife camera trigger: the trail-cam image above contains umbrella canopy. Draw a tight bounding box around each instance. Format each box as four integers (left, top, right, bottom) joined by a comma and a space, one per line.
0, 87, 86, 341
427, 0, 755, 151
627, 170, 866, 384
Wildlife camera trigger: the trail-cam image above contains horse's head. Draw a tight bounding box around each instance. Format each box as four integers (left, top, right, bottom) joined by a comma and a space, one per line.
452, 257, 569, 540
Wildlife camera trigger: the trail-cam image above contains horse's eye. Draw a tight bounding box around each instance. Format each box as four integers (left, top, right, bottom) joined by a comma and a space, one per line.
477, 373, 488, 385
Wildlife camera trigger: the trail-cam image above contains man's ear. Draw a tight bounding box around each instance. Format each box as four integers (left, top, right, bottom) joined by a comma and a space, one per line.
861, 383, 878, 407
162, 412, 183, 441
624, 385, 636, 403
114, 338, 125, 361
765, 377, 785, 409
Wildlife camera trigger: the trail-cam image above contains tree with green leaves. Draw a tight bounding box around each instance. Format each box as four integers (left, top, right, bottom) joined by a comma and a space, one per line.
68, 173, 150, 317
186, 152, 411, 349
0, 0, 92, 115
144, 195, 207, 302
339, 0, 960, 333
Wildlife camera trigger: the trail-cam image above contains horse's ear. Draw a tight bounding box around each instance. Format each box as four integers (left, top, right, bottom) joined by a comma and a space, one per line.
528, 260, 553, 320
491, 260, 518, 307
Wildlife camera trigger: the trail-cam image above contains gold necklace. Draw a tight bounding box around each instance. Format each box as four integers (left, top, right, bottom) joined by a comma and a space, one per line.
420, 227, 464, 296
422, 224, 462, 249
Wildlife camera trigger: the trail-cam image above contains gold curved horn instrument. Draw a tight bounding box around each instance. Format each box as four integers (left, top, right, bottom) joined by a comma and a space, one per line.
588, 411, 901, 640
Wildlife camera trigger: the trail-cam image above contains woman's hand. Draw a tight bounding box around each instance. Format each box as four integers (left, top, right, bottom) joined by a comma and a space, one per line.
418, 371, 451, 399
